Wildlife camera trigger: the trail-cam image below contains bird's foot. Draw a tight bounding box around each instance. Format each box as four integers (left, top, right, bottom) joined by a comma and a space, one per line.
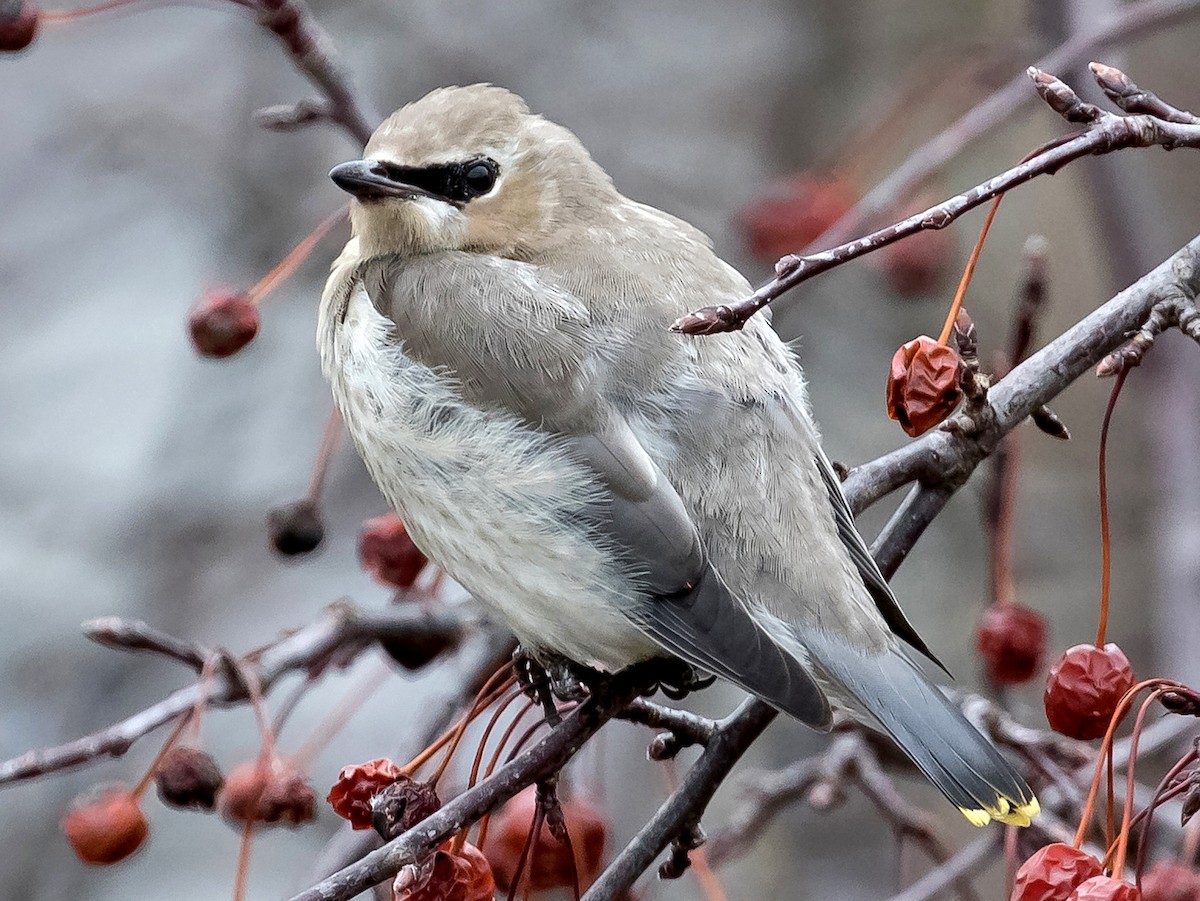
646, 658, 717, 701
511, 646, 600, 724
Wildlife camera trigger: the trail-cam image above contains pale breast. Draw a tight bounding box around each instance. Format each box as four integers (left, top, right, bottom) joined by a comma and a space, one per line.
318, 274, 660, 670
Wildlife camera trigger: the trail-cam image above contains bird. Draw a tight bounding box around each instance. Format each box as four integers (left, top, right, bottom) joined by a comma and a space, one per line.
318, 84, 1039, 828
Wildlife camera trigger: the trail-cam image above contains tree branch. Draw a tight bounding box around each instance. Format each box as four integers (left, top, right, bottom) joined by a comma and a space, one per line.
674, 65, 1200, 335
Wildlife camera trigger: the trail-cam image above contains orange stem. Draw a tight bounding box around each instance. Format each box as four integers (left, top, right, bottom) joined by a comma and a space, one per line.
475, 702, 539, 850
1074, 678, 1181, 847
1109, 688, 1170, 878
246, 206, 347, 306
130, 712, 193, 798
936, 196, 1003, 346
305, 408, 343, 504
429, 669, 517, 785
1096, 367, 1129, 646
400, 665, 515, 776
232, 818, 255, 901
291, 661, 390, 770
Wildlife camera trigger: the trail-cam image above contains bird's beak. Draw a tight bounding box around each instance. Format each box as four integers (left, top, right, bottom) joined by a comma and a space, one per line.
329, 160, 443, 202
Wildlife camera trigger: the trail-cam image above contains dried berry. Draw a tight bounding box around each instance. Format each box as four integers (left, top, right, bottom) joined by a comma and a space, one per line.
371, 776, 442, 840
1141, 862, 1200, 901
977, 603, 1048, 685
487, 788, 607, 891
326, 757, 404, 830
1068, 875, 1140, 900
738, 173, 856, 260
268, 499, 324, 556
874, 227, 954, 296
0, 0, 39, 51
886, 336, 962, 437
1011, 843, 1104, 901
358, 514, 428, 589
219, 759, 315, 827
61, 784, 149, 865
393, 841, 494, 901
155, 745, 224, 810
1044, 643, 1135, 740
188, 288, 259, 358
380, 629, 456, 671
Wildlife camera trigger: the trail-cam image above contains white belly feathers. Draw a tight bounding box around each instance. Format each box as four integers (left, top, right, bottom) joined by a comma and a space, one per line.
319, 274, 661, 670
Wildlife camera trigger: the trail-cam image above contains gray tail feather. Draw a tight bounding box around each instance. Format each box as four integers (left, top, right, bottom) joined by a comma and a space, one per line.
805, 635, 1039, 827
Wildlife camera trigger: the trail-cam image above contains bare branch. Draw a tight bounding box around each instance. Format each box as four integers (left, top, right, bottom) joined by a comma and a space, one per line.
674, 65, 1200, 335
82, 617, 210, 671
0, 603, 474, 787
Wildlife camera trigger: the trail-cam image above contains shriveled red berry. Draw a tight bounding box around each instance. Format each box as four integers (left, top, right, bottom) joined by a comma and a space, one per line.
874, 227, 954, 296
268, 499, 324, 556
155, 745, 224, 810
738, 172, 857, 260
358, 514, 428, 589
1068, 875, 1140, 900
61, 784, 149, 865
219, 759, 315, 827
1142, 862, 1200, 901
1044, 643, 1135, 740
886, 336, 963, 437
0, 0, 39, 51
487, 788, 607, 892
370, 776, 441, 840
188, 288, 259, 358
393, 841, 494, 901
977, 603, 1048, 685
380, 629, 456, 671
1011, 843, 1104, 901
327, 758, 404, 830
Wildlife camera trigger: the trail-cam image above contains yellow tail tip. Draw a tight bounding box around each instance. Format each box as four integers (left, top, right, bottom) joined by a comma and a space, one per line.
959, 795, 1040, 828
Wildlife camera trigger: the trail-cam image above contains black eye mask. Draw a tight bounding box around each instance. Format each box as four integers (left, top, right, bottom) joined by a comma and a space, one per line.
374, 158, 500, 204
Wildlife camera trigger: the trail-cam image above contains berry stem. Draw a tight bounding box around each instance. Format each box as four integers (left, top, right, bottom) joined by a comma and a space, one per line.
426, 667, 517, 785
40, 0, 250, 24
1073, 678, 1181, 847
1135, 746, 1199, 880
936, 195, 1001, 346
1110, 688, 1170, 879
305, 408, 343, 504
129, 712, 193, 798
245, 206, 347, 306
505, 800, 544, 901
475, 702, 539, 850
1096, 367, 1129, 647
232, 818, 255, 901
291, 661, 390, 771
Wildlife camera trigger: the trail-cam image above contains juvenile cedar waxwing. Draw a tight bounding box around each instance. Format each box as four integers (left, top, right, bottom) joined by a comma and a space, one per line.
319, 85, 1039, 828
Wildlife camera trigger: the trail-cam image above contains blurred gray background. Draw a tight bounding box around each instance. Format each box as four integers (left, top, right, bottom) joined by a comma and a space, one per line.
3, 0, 1199, 898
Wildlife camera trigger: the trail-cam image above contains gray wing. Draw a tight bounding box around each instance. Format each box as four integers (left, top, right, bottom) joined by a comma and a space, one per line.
812, 448, 946, 671
363, 252, 830, 726
573, 413, 832, 729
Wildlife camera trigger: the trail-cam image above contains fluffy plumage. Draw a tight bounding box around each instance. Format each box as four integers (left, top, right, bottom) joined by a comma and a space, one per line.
318, 84, 1038, 827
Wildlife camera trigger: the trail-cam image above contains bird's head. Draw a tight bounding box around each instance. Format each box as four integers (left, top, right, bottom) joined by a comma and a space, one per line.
330, 84, 616, 260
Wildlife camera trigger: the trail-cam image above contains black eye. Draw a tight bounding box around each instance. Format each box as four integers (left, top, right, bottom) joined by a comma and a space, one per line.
458, 159, 498, 199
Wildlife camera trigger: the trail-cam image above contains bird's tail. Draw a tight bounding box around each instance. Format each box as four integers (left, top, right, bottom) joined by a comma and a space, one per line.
803, 633, 1039, 827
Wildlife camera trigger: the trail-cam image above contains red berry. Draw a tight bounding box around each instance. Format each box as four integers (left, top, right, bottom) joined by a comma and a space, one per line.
155, 745, 224, 811
61, 784, 149, 865
874, 227, 954, 296
268, 499, 324, 556
1011, 843, 1104, 901
977, 603, 1048, 685
0, 0, 38, 51
1044, 643, 1135, 740
326, 758, 404, 830
1142, 862, 1200, 901
188, 288, 259, 358
885, 336, 963, 437
393, 841, 495, 901
358, 514, 428, 589
486, 788, 607, 892
219, 759, 315, 827
738, 173, 857, 260
1069, 875, 1140, 900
